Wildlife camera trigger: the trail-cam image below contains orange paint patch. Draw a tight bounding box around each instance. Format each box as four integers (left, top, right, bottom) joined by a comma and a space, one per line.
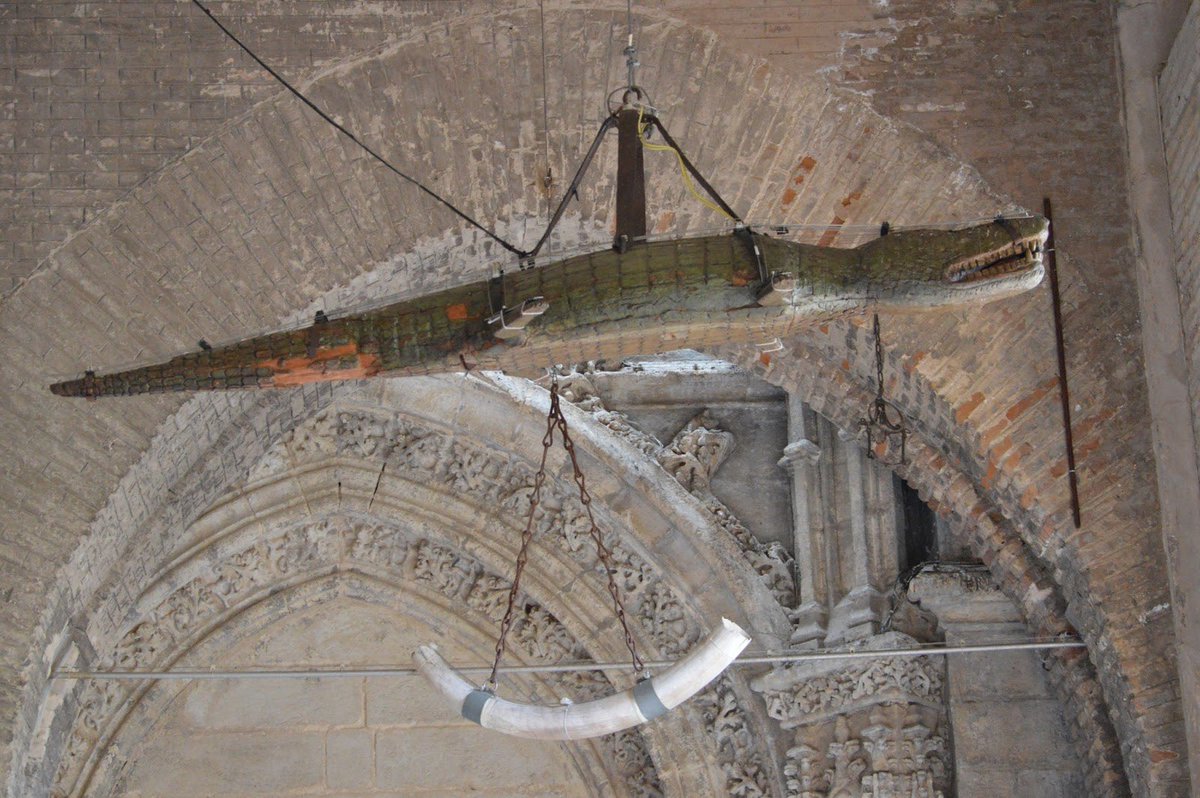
904, 351, 927, 374
1001, 442, 1033, 471
981, 460, 999, 490
759, 352, 771, 367
1149, 750, 1180, 764
955, 392, 986, 425
262, 343, 382, 388
445, 303, 471, 322
781, 187, 798, 206
789, 156, 817, 188
1005, 377, 1059, 421
841, 190, 863, 208
656, 210, 676, 232
817, 216, 845, 247
981, 420, 1009, 448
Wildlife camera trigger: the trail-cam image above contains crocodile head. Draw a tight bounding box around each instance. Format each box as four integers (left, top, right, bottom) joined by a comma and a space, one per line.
848, 216, 1049, 309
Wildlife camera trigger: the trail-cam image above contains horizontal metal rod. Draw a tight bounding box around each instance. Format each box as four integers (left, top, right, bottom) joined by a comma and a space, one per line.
51, 639, 1085, 682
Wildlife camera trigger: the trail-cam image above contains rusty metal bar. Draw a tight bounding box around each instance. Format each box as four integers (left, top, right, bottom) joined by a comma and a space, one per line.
1044, 197, 1082, 528
614, 108, 648, 251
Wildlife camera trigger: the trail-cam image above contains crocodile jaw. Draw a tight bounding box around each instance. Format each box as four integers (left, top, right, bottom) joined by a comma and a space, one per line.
945, 230, 1048, 287
874, 225, 1050, 309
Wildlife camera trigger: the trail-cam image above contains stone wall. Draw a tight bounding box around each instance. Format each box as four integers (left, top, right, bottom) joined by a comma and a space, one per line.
1161, 1, 1200, 501
1158, 5, 1200, 785
118, 601, 595, 798
911, 568, 1083, 797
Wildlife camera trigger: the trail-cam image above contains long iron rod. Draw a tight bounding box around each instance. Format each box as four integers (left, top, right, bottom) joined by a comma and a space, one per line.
1043, 198, 1082, 528
52, 639, 1085, 681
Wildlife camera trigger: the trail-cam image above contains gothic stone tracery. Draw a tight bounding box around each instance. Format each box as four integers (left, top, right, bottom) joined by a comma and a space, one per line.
47, 399, 787, 798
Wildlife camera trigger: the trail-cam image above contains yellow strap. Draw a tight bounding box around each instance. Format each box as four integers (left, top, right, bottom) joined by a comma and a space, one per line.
636, 107, 737, 221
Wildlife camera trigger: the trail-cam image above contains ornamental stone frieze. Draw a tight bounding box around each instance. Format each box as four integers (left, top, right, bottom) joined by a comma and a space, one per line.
751, 632, 949, 798
38, 388, 791, 798
51, 517, 663, 798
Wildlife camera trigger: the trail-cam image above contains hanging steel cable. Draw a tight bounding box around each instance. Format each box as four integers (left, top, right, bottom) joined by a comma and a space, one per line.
53, 638, 1088, 682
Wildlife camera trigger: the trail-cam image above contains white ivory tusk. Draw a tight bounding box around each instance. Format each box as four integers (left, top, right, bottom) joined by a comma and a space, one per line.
413, 617, 751, 740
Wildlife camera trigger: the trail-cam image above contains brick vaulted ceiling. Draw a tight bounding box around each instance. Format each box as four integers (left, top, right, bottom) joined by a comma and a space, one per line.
0, 2, 1188, 796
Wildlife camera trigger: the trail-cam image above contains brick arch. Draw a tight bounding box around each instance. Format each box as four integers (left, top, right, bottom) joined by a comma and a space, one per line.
714, 294, 1182, 793
715, 336, 1131, 795
0, 5, 1179, 796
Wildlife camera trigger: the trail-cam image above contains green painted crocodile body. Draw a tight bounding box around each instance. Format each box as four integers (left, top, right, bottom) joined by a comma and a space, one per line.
50, 218, 1048, 398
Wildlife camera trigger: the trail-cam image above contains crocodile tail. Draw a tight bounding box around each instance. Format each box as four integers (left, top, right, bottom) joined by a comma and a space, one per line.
49, 322, 385, 398
49, 344, 280, 398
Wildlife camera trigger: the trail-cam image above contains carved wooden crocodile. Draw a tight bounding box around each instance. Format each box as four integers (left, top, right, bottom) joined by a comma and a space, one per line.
50, 218, 1047, 398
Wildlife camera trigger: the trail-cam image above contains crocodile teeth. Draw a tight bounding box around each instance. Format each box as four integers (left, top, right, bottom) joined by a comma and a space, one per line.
947, 237, 1043, 284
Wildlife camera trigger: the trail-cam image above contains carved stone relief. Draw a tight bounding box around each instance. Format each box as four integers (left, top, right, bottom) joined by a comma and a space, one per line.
52, 401, 784, 797
693, 676, 774, 797
751, 632, 949, 798
658, 411, 795, 610
52, 516, 662, 798
556, 370, 796, 611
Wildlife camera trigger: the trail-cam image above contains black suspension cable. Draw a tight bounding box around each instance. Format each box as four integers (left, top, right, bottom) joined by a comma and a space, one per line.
526, 116, 617, 258
190, 0, 529, 257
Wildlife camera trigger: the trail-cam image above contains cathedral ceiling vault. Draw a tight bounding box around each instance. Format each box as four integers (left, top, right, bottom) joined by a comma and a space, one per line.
1, 3, 1190, 796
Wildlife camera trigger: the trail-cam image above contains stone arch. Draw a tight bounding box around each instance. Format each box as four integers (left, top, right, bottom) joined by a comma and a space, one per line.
27, 374, 792, 797
101, 577, 622, 797
714, 336, 1129, 794
5, 5, 1178, 796
62, 538, 656, 797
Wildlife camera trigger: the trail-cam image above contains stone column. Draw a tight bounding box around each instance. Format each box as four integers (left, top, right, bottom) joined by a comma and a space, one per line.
910, 568, 1083, 797
826, 436, 894, 644
779, 396, 828, 647
781, 397, 906, 647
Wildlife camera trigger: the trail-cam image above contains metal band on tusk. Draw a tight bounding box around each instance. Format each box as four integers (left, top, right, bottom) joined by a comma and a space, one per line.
632, 678, 668, 721
462, 689, 494, 725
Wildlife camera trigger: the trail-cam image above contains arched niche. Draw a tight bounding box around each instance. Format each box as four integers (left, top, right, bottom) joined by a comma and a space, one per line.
31, 375, 791, 797
78, 561, 649, 797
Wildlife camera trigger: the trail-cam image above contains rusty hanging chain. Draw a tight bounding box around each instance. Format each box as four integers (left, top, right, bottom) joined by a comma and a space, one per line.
487, 383, 645, 690
487, 388, 559, 690
860, 313, 909, 465
550, 387, 646, 675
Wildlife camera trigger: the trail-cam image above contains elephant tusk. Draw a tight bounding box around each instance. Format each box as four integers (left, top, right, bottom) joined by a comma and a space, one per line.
413, 617, 752, 740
